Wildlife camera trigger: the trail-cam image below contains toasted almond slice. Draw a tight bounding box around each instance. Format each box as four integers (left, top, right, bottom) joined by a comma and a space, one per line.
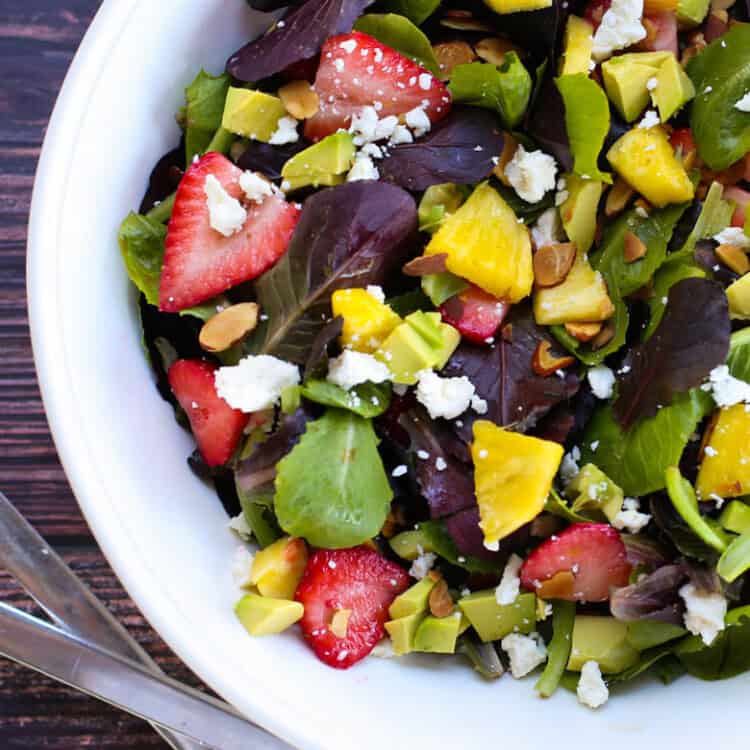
278, 80, 319, 120
604, 178, 635, 218
533, 242, 577, 288
493, 132, 518, 185
428, 578, 454, 618
564, 321, 604, 343
623, 231, 647, 263
644, 0, 678, 13
432, 41, 477, 81
427, 569, 443, 582
591, 321, 616, 350
716, 244, 750, 275
440, 15, 494, 31
403, 253, 449, 277
474, 37, 516, 66
532, 340, 576, 376
199, 302, 259, 353
330, 608, 352, 638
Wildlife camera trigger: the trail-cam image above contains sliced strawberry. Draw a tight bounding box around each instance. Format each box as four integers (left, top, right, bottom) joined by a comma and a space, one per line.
159, 152, 300, 312
640, 12, 678, 54
724, 186, 750, 229
583, 0, 612, 29
304, 32, 451, 142
520, 522, 631, 602
670, 128, 696, 158
295, 546, 410, 669
168, 359, 249, 467
440, 285, 510, 345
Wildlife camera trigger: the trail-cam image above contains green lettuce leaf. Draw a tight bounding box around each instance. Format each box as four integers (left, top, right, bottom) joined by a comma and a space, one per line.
354, 14, 439, 75
183, 70, 231, 163
118, 212, 166, 305
418, 520, 502, 574
727, 327, 750, 382
274, 409, 392, 547
580, 389, 713, 496
449, 55, 532, 129
300, 380, 391, 417
555, 74, 611, 183
718, 530, 750, 582
687, 25, 750, 170
381, 0, 440, 26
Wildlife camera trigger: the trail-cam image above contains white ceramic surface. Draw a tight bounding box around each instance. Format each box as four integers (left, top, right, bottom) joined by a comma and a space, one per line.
26, 2, 748, 748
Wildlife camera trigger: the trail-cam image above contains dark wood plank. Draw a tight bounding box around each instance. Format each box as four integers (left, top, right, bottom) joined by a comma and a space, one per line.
0, 2, 213, 746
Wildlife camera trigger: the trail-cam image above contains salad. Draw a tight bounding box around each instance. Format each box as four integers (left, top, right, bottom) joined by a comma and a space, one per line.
119, 0, 750, 710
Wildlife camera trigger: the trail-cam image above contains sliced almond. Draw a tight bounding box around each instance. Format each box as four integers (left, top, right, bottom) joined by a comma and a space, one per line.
278, 80, 319, 120
604, 178, 635, 218
403, 253, 449, 277
644, 0, 678, 12
564, 321, 603, 342
440, 15, 494, 31
428, 578, 454, 618
474, 37, 517, 66
716, 244, 750, 275
532, 340, 576, 377
493, 132, 518, 185
199, 302, 259, 353
330, 608, 352, 639
533, 242, 577, 288
591, 321, 616, 350
623, 231, 647, 263
432, 41, 477, 81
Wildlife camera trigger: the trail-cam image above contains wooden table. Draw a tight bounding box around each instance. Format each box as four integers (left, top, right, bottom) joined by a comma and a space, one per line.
1, 3, 206, 746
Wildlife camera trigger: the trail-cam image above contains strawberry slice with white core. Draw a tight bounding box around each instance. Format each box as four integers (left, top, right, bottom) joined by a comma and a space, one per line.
159, 152, 300, 312
304, 32, 451, 142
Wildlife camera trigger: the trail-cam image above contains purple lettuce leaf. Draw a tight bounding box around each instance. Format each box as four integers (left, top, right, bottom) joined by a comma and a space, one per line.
445, 506, 531, 562
442, 304, 580, 442
496, 0, 569, 66
378, 107, 504, 191
525, 76, 572, 171
235, 139, 309, 182
303, 316, 343, 380
610, 564, 689, 625
248, 181, 417, 363
613, 278, 730, 429
245, 0, 304, 12
138, 146, 184, 214
226, 0, 375, 82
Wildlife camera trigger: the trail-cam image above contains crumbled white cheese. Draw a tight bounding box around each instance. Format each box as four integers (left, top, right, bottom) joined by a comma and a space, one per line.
228, 512, 252, 541
360, 142, 383, 160
340, 39, 358, 54
703, 364, 750, 407
327, 350, 391, 390
530, 207, 563, 251
501, 632, 547, 678
560, 445, 581, 485
646, 77, 658, 91
735, 92, 750, 113
349, 106, 380, 146
635, 205, 649, 218
504, 145, 558, 204
204, 174, 247, 237
415, 370, 476, 420
239, 171, 275, 203
374, 115, 399, 142
495, 553, 523, 605
418, 73, 433, 91
471, 395, 488, 415
366, 285, 386, 303
577, 661, 609, 709
612, 497, 651, 534
215, 355, 300, 412
409, 547, 437, 579
388, 124, 414, 146
592, 0, 647, 61
405, 106, 431, 137
679, 582, 727, 645
268, 116, 300, 145
713, 226, 750, 249
638, 109, 660, 129
347, 155, 380, 182
587, 365, 616, 400
231, 546, 255, 588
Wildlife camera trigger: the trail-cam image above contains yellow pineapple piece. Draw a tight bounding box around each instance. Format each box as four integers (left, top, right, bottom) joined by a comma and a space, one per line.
331, 288, 402, 353
696, 405, 750, 499
471, 421, 563, 549
606, 126, 694, 207
727, 273, 750, 320
424, 182, 533, 302
250, 536, 308, 600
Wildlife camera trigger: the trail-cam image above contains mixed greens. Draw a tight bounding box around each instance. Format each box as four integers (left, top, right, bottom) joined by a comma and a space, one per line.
120, 0, 750, 710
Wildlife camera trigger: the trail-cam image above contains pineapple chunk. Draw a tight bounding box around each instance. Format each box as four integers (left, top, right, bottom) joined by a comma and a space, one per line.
607, 126, 694, 207
696, 405, 750, 499
424, 182, 533, 302
250, 536, 308, 600
331, 288, 402, 353
727, 273, 750, 320
471, 420, 563, 549
533, 251, 615, 325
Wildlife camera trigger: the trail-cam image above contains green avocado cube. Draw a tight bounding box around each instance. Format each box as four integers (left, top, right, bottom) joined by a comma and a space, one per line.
720, 501, 750, 535
280, 132, 355, 192
567, 463, 624, 522
652, 55, 695, 122
413, 613, 462, 654
558, 175, 604, 255
234, 593, 304, 636
458, 591, 536, 643
625, 620, 687, 651
389, 577, 438, 620
677, 0, 710, 27
222, 88, 287, 142
385, 612, 425, 655
389, 529, 436, 561
567, 616, 640, 674
601, 53, 671, 122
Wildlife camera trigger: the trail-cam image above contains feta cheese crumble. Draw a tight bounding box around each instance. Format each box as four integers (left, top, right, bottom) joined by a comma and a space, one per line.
577, 661, 609, 709
416, 370, 478, 420
495, 553, 523, 605
592, 0, 647, 61
228, 512, 252, 541
612, 498, 651, 534
735, 92, 750, 113
340, 39, 358, 54
638, 109, 660, 129
504, 145, 558, 204
405, 106, 432, 137
713, 226, 750, 249
409, 546, 437, 579
560, 445, 581, 485
347, 155, 380, 182
501, 632, 547, 678
679, 582, 727, 645
215, 355, 300, 412
268, 115, 300, 145
204, 174, 247, 237
239, 171, 275, 203
418, 73, 433, 90
326, 350, 391, 391
231, 546, 255, 588
703, 364, 750, 407
366, 285, 386, 303
587, 365, 616, 400
530, 207, 563, 251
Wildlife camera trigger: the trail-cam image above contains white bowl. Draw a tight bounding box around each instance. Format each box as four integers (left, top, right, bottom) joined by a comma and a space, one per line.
27, 2, 748, 748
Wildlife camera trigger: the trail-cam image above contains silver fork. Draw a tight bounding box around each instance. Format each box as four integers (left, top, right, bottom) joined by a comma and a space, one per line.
0, 490, 294, 750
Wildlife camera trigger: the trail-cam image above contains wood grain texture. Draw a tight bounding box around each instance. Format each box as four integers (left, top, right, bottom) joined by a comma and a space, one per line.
0, 2, 208, 747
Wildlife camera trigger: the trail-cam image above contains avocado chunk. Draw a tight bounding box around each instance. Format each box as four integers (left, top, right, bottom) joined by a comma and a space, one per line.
250, 536, 307, 600
677, 0, 710, 27
385, 612, 425, 655
601, 53, 671, 122
560, 16, 594, 76
625, 620, 687, 651
389, 529, 436, 560
567, 616, 640, 673
389, 577, 437, 620
413, 613, 462, 654
566, 463, 623, 522
281, 132, 355, 192
558, 174, 604, 254
418, 183, 466, 234
483, 0, 551, 12
222, 88, 287, 142
727, 273, 750, 320
421, 272, 469, 307
720, 501, 750, 535
234, 593, 304, 636
458, 590, 536, 643
652, 55, 695, 122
